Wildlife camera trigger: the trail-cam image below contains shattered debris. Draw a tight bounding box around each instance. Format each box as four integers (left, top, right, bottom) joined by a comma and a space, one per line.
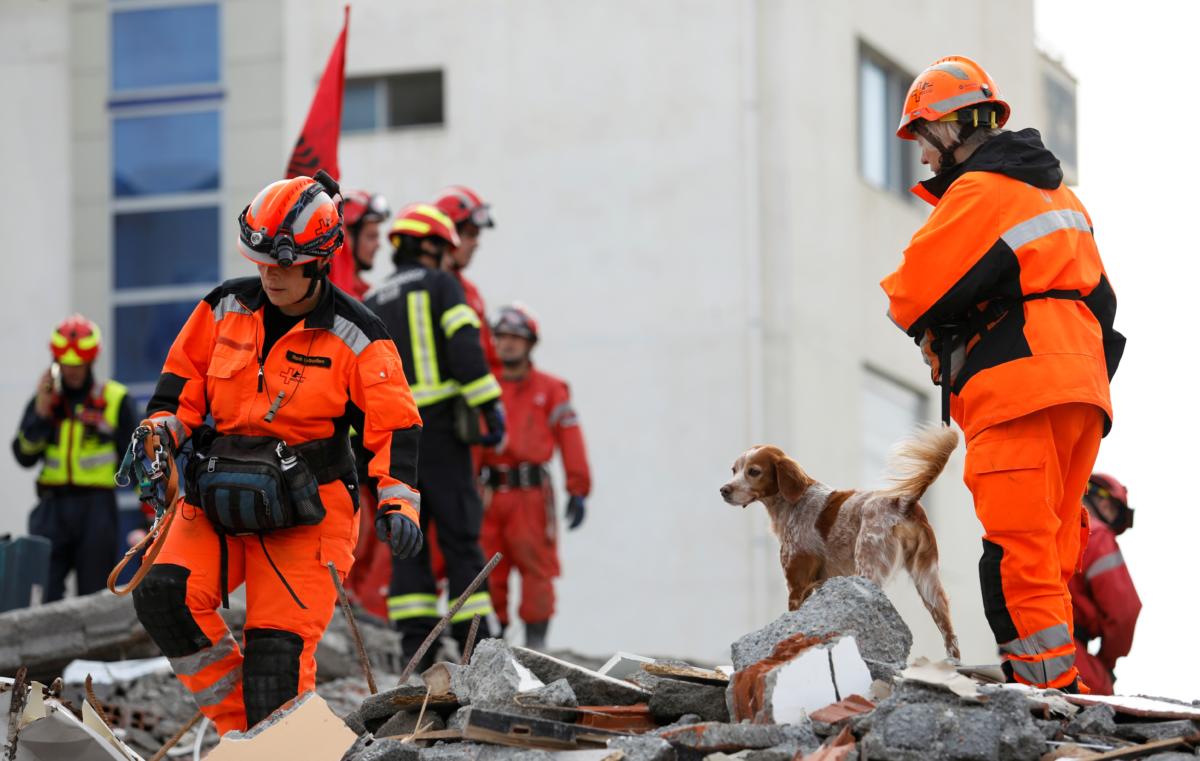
3, 578, 1199, 761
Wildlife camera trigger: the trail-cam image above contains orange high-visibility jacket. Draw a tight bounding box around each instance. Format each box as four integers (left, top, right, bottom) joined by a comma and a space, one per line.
147, 278, 423, 560
882, 129, 1125, 440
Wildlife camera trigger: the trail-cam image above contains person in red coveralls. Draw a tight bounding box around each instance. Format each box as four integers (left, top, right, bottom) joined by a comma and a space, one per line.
329, 190, 390, 301
435, 186, 498, 367
480, 305, 590, 649
1069, 473, 1140, 694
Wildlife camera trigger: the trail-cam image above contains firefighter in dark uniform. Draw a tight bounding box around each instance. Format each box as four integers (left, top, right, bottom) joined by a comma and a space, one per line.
365, 203, 505, 667
12, 315, 139, 601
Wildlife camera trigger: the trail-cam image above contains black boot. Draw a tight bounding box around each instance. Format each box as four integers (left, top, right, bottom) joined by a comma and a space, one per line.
524, 620, 549, 650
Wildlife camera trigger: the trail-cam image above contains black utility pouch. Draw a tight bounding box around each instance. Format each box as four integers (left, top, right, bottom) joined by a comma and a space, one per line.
452, 396, 481, 445
195, 435, 324, 534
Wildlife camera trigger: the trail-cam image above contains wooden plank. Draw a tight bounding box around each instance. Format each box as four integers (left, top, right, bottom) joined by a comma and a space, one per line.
461, 708, 624, 751
641, 663, 728, 685
1072, 734, 1198, 760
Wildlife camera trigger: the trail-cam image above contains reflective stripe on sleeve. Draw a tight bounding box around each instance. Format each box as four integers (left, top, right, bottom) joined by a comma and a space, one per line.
379, 483, 421, 509
441, 304, 481, 339
1000, 209, 1092, 251
212, 294, 252, 322
461, 374, 501, 407
1085, 550, 1125, 579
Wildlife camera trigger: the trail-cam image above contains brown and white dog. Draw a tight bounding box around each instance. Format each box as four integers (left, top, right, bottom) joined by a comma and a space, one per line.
720, 426, 961, 660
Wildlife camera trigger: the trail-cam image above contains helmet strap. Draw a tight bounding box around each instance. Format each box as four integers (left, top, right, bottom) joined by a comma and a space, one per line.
294, 260, 328, 304
914, 121, 964, 175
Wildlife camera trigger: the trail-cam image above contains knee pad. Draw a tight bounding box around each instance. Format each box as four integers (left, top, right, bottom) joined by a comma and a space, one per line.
978, 540, 1019, 643
132, 564, 211, 658
242, 628, 303, 728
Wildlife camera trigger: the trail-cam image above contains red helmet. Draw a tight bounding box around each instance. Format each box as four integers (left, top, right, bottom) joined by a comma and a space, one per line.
1088, 473, 1129, 506
51, 314, 101, 366
389, 204, 461, 249
434, 185, 495, 229
343, 190, 391, 231
238, 174, 344, 268
493, 304, 539, 343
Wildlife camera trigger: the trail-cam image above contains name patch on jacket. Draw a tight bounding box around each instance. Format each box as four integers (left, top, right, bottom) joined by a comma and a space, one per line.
286, 350, 332, 368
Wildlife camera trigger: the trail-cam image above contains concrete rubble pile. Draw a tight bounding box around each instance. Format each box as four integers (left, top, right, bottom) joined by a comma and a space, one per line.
4, 576, 1200, 760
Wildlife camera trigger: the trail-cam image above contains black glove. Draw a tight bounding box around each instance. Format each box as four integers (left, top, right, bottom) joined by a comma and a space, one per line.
375, 506, 423, 558
565, 495, 586, 530
479, 402, 506, 448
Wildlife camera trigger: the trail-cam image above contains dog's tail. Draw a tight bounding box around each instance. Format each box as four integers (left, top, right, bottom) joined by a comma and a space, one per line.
879, 425, 959, 503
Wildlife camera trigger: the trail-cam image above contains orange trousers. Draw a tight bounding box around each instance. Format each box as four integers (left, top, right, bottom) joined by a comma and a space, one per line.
964, 402, 1103, 690
480, 486, 560, 626
133, 499, 354, 734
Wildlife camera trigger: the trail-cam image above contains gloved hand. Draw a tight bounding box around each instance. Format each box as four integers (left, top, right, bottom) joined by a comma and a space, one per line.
565, 495, 586, 530
479, 402, 507, 449
376, 503, 423, 558
919, 330, 965, 387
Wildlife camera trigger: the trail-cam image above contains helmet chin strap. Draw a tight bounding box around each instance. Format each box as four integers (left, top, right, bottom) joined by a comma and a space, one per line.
288, 260, 328, 305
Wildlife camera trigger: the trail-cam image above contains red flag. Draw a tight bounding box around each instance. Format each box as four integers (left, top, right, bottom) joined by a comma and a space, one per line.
286, 5, 349, 180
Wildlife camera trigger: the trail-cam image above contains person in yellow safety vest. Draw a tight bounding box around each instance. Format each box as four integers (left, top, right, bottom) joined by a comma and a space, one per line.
10, 315, 139, 601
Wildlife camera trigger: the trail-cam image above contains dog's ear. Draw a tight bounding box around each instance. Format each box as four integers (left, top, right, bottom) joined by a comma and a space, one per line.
776, 457, 811, 503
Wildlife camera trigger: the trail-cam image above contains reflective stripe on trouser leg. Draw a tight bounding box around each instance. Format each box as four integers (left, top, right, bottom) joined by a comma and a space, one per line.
387, 593, 440, 621
450, 592, 494, 623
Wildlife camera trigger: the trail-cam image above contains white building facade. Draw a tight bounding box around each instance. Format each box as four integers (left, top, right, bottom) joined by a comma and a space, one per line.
0, 0, 1078, 666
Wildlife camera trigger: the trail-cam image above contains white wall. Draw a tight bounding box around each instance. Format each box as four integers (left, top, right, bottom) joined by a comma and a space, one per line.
0, 0, 73, 538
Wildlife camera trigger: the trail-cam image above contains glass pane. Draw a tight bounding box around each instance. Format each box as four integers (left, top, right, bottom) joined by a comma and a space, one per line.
386, 71, 444, 127
115, 207, 220, 289
114, 111, 220, 197
115, 300, 199, 384
112, 4, 219, 91
859, 59, 888, 189
860, 370, 925, 489
343, 79, 379, 133
1043, 74, 1078, 170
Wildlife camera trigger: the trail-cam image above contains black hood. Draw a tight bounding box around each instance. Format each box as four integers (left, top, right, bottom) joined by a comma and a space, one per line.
919, 128, 1063, 201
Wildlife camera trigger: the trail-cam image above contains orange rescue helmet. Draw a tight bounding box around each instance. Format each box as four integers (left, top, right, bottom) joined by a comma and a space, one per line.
51, 314, 101, 366
896, 55, 1010, 140
237, 172, 344, 268
493, 303, 540, 343
389, 204, 461, 249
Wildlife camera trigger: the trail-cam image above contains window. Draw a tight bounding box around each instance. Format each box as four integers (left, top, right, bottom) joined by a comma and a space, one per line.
859, 44, 919, 196
1041, 56, 1079, 184
109, 2, 222, 394
860, 367, 927, 489
111, 4, 220, 92
113, 111, 220, 197
342, 70, 445, 133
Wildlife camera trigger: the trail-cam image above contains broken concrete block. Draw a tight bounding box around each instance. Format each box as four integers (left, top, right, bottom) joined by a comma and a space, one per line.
512, 646, 652, 706
1116, 719, 1200, 742
729, 635, 872, 725
658, 722, 791, 761
424, 662, 464, 696
730, 576, 911, 682
1066, 703, 1117, 737
355, 737, 424, 761
642, 674, 729, 723
347, 685, 445, 735
856, 681, 1043, 761
376, 708, 446, 739
520, 678, 579, 708
741, 723, 821, 761
454, 639, 545, 706
608, 735, 677, 761
1141, 754, 1200, 761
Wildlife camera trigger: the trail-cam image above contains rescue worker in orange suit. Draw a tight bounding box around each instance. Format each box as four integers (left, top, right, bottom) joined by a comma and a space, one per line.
1069, 473, 1140, 695
365, 204, 505, 669
330, 190, 390, 302
881, 56, 1124, 691
131, 173, 423, 735
480, 305, 591, 649
11, 315, 138, 601
435, 186, 499, 368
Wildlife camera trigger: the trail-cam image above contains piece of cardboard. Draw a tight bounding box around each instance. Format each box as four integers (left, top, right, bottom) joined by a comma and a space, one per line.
204, 694, 356, 761
900, 657, 981, 700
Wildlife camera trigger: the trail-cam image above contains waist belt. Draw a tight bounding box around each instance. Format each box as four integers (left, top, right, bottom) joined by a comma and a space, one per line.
483, 463, 545, 490
293, 436, 356, 485
933, 290, 1085, 426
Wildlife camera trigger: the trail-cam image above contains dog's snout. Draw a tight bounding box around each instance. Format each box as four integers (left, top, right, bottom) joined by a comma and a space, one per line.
720, 484, 733, 499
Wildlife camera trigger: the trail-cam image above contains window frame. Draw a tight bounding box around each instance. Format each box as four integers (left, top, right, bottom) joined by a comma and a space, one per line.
859, 364, 930, 491
857, 42, 920, 199
341, 69, 447, 134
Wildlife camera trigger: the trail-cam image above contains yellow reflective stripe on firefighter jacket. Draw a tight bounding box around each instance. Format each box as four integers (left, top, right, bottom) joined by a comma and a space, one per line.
38, 380, 127, 488
365, 261, 501, 410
